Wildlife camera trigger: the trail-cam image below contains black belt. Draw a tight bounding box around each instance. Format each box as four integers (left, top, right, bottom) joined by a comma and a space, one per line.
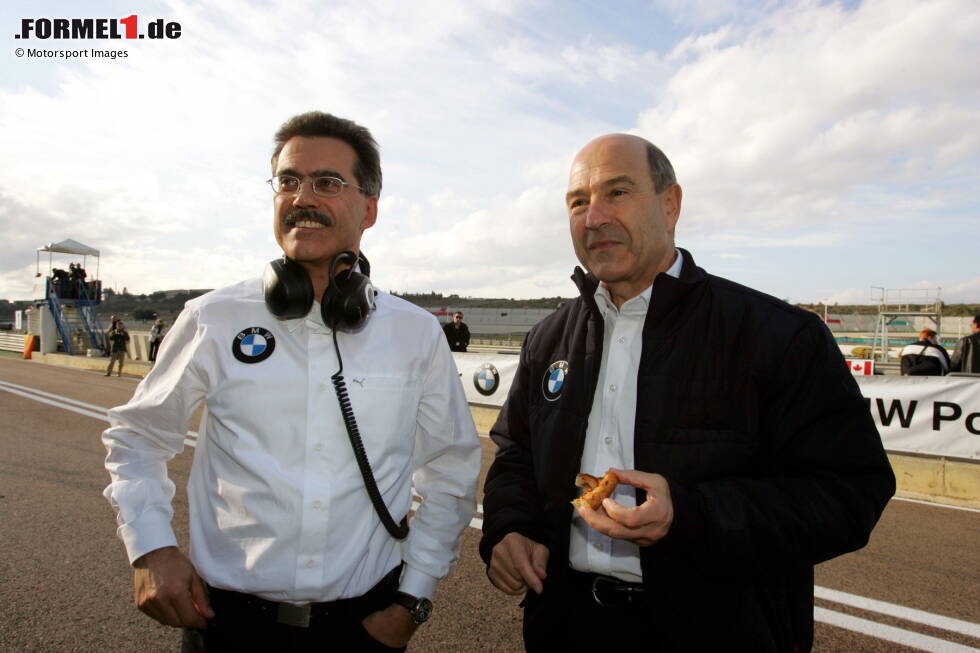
567, 568, 647, 607
207, 564, 401, 629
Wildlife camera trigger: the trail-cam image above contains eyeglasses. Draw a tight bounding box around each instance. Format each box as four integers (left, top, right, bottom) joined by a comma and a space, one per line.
267, 174, 364, 197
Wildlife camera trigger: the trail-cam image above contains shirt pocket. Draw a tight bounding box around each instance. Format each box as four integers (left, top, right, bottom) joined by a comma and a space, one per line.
344, 374, 421, 467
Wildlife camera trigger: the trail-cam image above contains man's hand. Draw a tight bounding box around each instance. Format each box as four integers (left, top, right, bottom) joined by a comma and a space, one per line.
488, 532, 549, 595
575, 469, 674, 547
132, 546, 214, 628
362, 603, 418, 648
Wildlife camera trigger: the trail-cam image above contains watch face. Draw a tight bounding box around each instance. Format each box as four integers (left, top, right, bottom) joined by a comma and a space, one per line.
413, 598, 433, 624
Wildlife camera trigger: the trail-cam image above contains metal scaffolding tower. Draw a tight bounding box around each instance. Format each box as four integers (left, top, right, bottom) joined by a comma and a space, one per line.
869, 287, 942, 364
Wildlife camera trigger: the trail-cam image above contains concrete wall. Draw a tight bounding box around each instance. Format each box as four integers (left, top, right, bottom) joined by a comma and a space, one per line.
826, 314, 975, 338
887, 454, 980, 509
32, 351, 153, 375
427, 307, 555, 335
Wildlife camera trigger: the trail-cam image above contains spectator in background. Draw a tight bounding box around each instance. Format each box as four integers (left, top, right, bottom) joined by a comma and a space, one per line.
148, 318, 165, 363
104, 315, 119, 355
105, 320, 130, 377
950, 314, 980, 374
51, 267, 69, 298
443, 312, 471, 352
70, 263, 87, 298
67, 264, 78, 297
900, 328, 950, 376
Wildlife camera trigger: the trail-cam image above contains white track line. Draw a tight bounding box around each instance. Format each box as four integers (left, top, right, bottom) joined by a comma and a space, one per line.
0, 380, 112, 414
0, 380, 198, 447
814, 607, 979, 652
6, 379, 980, 647
816, 587, 980, 639
0, 381, 107, 421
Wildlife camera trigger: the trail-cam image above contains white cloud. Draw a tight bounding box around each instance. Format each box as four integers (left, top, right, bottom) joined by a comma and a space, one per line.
638, 0, 980, 237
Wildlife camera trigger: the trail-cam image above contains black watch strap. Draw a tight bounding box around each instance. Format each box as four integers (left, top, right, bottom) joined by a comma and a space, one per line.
394, 591, 433, 625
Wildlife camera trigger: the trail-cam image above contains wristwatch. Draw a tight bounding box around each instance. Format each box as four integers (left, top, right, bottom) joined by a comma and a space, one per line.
393, 591, 433, 625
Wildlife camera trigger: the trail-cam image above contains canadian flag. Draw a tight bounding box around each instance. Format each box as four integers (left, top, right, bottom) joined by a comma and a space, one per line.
846, 359, 874, 376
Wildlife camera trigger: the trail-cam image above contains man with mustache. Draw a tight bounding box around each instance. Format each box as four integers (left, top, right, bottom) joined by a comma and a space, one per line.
103, 112, 481, 652
480, 134, 895, 651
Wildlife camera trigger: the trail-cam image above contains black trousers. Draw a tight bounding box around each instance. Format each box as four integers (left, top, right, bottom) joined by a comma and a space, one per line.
181, 566, 405, 653
522, 569, 678, 652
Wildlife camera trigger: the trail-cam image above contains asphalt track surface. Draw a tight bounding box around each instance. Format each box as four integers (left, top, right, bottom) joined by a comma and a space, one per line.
1, 354, 978, 652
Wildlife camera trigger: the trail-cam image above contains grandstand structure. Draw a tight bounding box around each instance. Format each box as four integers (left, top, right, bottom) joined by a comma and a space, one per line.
30, 239, 107, 356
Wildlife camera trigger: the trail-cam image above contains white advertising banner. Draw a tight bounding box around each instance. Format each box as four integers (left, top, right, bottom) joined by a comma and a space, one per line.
454, 353, 980, 460
452, 352, 520, 407
855, 376, 980, 460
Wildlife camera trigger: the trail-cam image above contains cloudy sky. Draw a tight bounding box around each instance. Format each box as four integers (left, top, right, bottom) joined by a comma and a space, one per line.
2, 0, 977, 305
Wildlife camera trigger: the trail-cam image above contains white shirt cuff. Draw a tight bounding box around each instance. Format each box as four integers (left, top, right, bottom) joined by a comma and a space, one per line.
118, 509, 179, 565
398, 564, 439, 599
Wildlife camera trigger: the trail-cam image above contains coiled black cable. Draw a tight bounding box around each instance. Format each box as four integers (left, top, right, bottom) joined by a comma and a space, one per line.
330, 329, 410, 540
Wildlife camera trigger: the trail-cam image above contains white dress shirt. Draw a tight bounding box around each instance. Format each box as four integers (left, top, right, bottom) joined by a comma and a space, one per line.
569, 251, 683, 582
103, 278, 481, 602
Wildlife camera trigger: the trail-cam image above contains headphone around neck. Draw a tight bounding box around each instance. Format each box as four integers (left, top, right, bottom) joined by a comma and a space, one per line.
263, 250, 376, 330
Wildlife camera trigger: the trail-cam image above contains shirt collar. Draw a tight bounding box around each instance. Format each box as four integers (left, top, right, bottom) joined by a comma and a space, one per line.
283, 301, 332, 334
279, 258, 370, 335
592, 248, 683, 318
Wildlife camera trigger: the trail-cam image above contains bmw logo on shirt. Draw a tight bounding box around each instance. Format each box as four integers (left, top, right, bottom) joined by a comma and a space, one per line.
232, 327, 276, 363
542, 360, 569, 401
473, 363, 500, 396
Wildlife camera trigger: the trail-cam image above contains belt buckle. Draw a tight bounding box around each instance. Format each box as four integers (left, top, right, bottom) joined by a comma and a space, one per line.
591, 576, 615, 607
277, 602, 312, 628
590, 576, 640, 607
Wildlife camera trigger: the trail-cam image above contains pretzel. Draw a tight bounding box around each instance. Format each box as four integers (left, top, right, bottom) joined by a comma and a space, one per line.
571, 471, 618, 510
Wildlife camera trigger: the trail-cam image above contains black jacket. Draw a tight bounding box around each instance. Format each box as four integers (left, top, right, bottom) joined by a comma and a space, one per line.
443, 321, 470, 352
900, 339, 950, 376
950, 331, 980, 373
480, 249, 895, 652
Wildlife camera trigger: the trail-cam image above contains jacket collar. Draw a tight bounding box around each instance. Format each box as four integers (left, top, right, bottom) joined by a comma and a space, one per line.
571, 247, 706, 323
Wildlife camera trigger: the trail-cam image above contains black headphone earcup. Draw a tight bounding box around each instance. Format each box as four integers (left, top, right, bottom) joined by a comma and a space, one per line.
321, 251, 376, 330
322, 269, 376, 331
264, 258, 314, 319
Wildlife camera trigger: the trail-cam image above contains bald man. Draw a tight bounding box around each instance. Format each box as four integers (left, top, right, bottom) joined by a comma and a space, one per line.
479, 134, 895, 652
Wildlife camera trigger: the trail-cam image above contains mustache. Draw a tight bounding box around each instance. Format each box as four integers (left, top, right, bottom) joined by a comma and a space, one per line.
283, 208, 333, 227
